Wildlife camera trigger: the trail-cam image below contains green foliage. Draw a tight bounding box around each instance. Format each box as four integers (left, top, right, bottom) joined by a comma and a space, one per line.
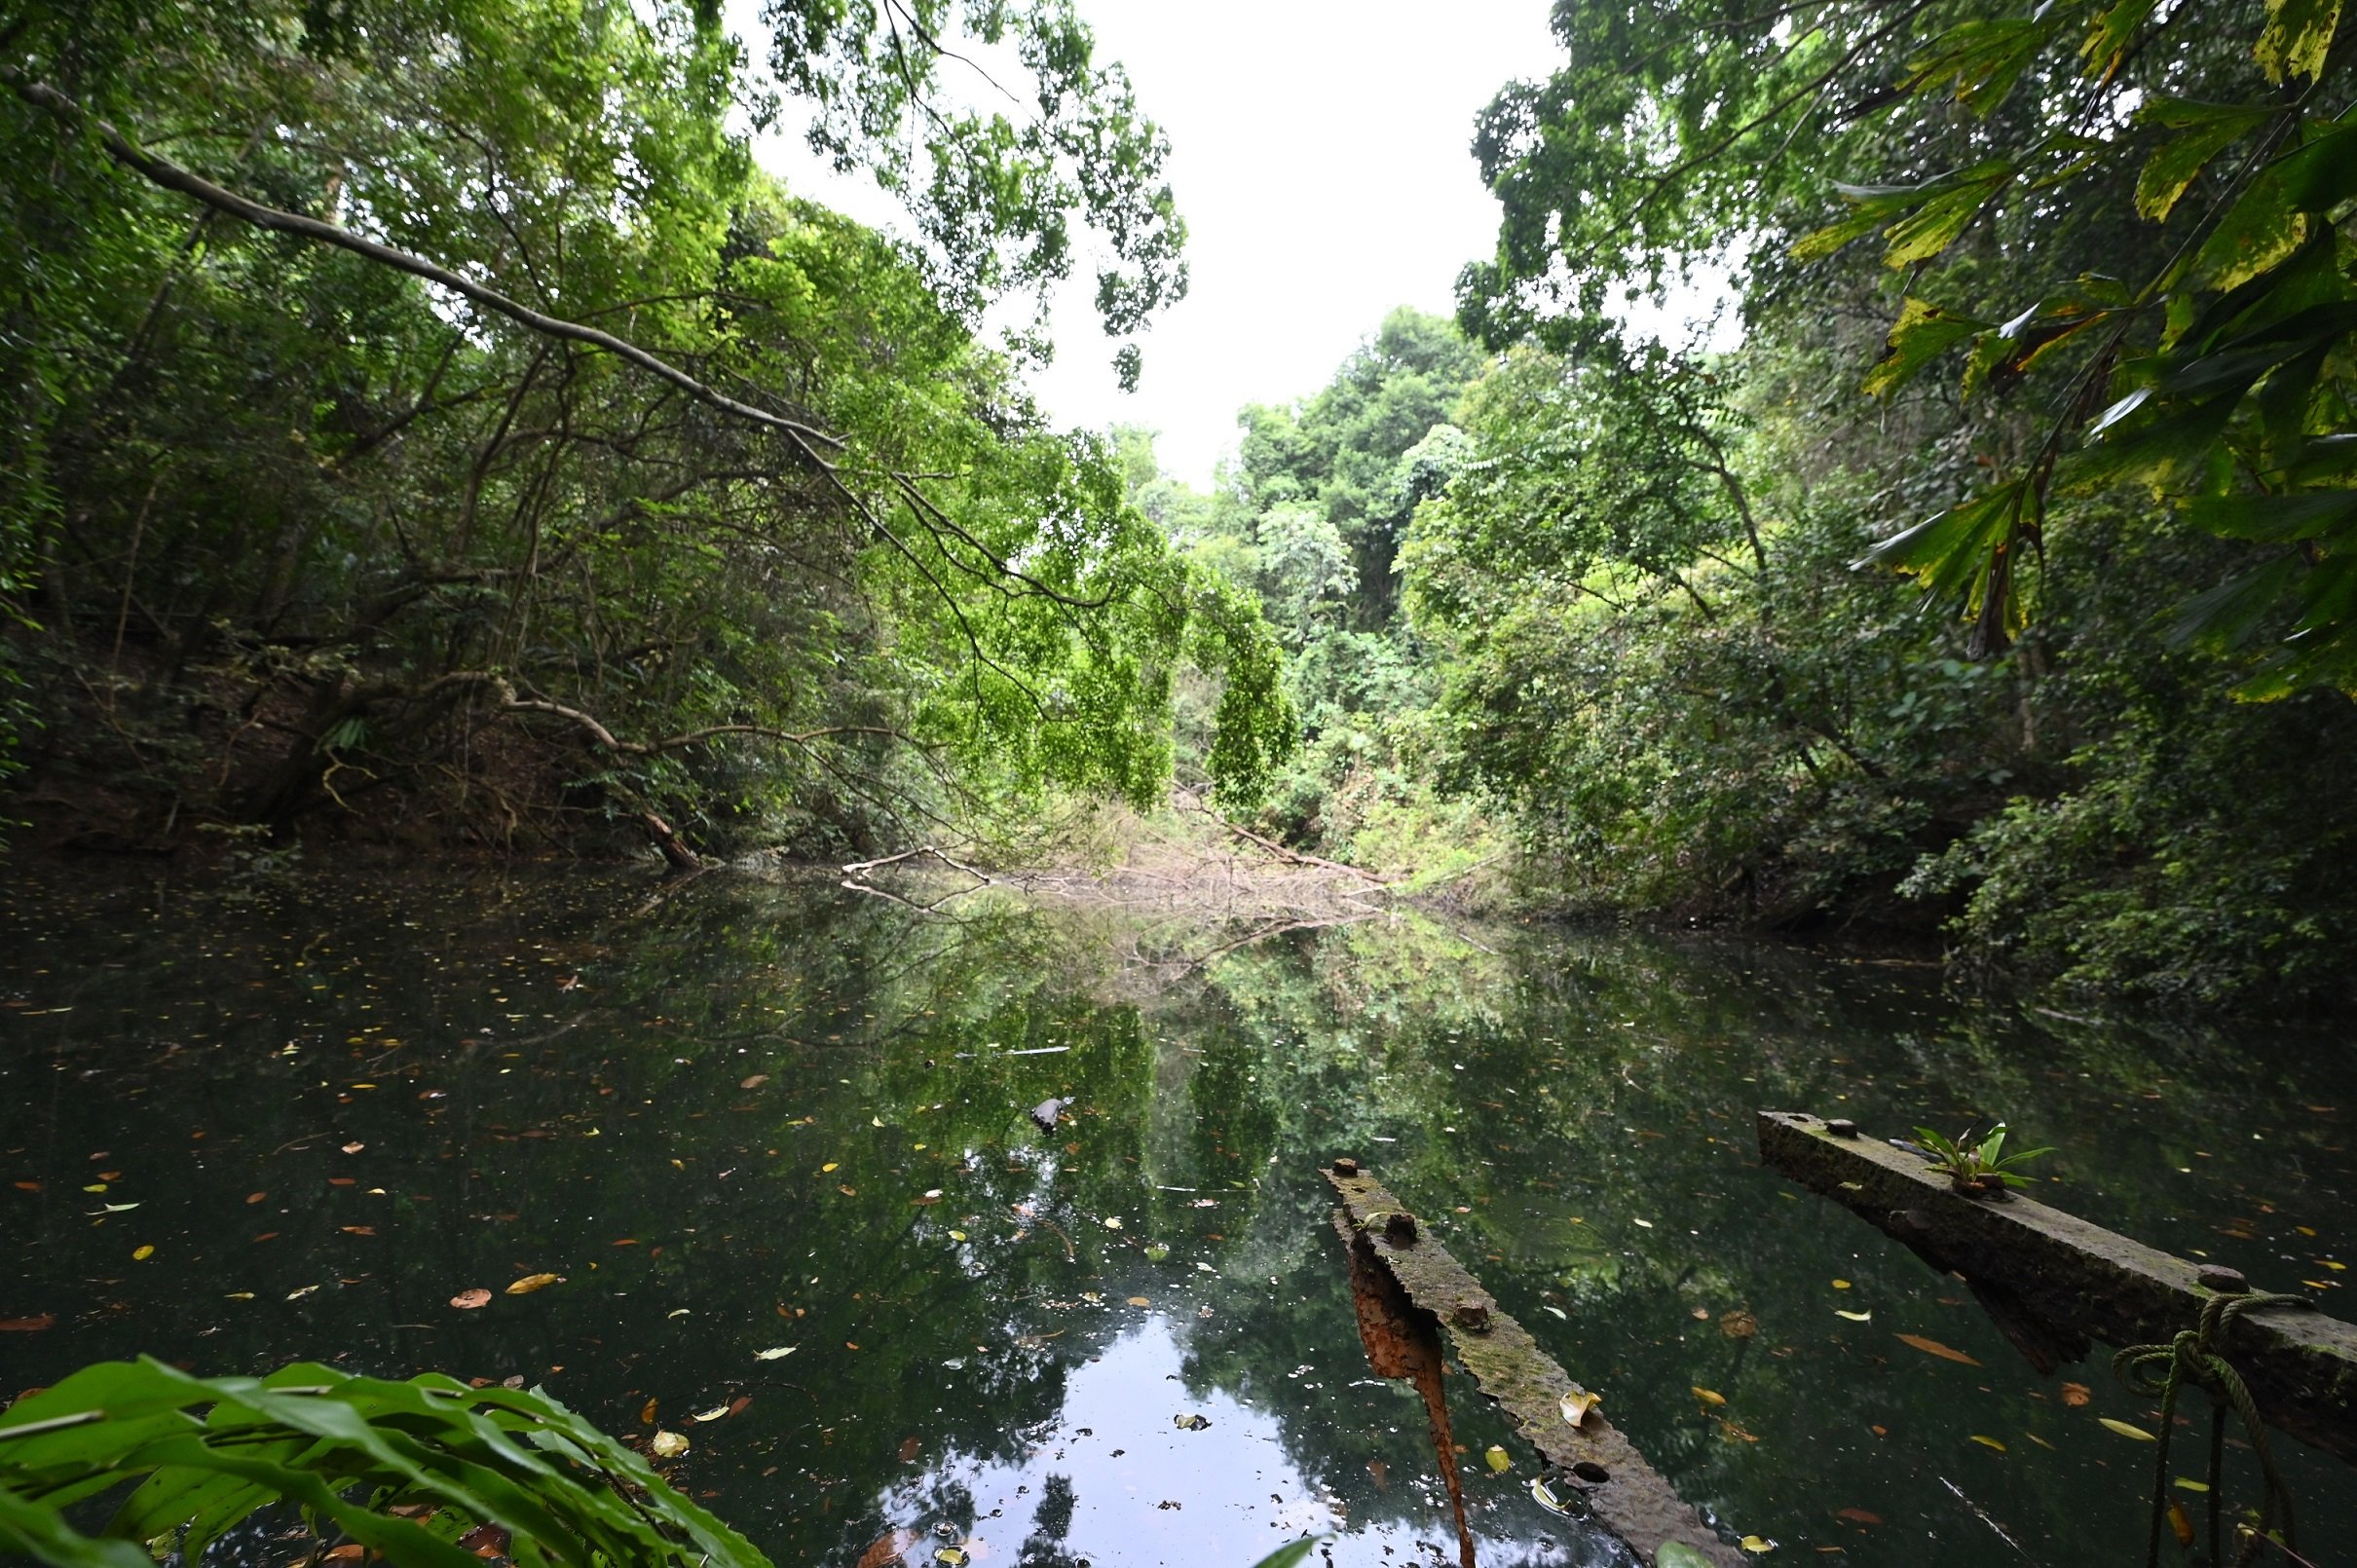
1911, 1122, 2055, 1192
0, 1358, 767, 1568
1461, 0, 2357, 693
0, 0, 1285, 853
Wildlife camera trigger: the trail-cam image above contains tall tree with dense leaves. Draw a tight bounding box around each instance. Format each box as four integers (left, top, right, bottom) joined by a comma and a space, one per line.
0, 0, 1290, 855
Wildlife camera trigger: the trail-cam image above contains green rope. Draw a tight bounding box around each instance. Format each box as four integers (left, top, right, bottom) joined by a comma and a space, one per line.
2112, 1287, 2311, 1568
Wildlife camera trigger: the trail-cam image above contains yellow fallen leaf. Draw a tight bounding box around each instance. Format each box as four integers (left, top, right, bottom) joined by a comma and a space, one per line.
1103, 1216, 1123, 1230
131, 1245, 154, 1261
1484, 1444, 1511, 1472
1969, 1435, 2006, 1452
692, 1404, 730, 1422
649, 1431, 690, 1458
1831, 1279, 1852, 1289
2167, 1501, 2193, 1549
1126, 1296, 1150, 1307
2100, 1418, 2157, 1441
1835, 1309, 1873, 1322
1740, 1535, 1777, 1553
872, 1117, 884, 1128
1692, 1387, 1727, 1406
505, 1273, 563, 1294
1560, 1390, 1603, 1428
225, 1291, 255, 1301
821, 1162, 839, 1173
2174, 1477, 2211, 1493
1632, 1217, 1654, 1228
949, 1229, 967, 1241
754, 1346, 797, 1360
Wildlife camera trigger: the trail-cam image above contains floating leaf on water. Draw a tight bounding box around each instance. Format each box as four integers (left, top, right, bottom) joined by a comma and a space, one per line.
1835, 1309, 1873, 1323
451, 1288, 492, 1310
1195, 1262, 1217, 1274
1528, 1477, 1570, 1516
285, 1285, 319, 1300
668, 1308, 692, 1319
1103, 1216, 1123, 1230
1834, 1509, 1883, 1526
914, 1190, 943, 1206
1143, 1244, 1170, 1262
692, 1404, 730, 1422
224, 1292, 254, 1301
2174, 1477, 2211, 1493
839, 1185, 857, 1197
950, 1229, 969, 1242
872, 1117, 884, 1128
1719, 1310, 1758, 1339
341, 1142, 365, 1154
1740, 1535, 1777, 1553
1893, 1332, 1980, 1365
1174, 1413, 1211, 1431
1692, 1387, 1727, 1406
2100, 1418, 2158, 1441
1484, 1444, 1511, 1473
0, 1314, 56, 1331
936, 1549, 966, 1567
1632, 1217, 1655, 1228
649, 1431, 690, 1458
822, 1162, 840, 1173
1559, 1390, 1603, 1428
1542, 1304, 1568, 1320
2167, 1501, 2194, 1549
506, 1273, 563, 1295
641, 1399, 658, 1425
754, 1346, 797, 1361
131, 1245, 153, 1261
1832, 1280, 1852, 1289
740, 1074, 768, 1089
2061, 1381, 2092, 1406
1127, 1296, 1150, 1308
1969, 1435, 2007, 1452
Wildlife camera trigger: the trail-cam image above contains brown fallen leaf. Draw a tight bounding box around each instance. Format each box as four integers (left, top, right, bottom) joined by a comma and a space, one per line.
245, 1192, 267, 1204
458, 1522, 512, 1559
341, 1225, 376, 1236
856, 1528, 917, 1568
1835, 1508, 1884, 1526
505, 1273, 564, 1294
740, 1074, 769, 1090
11, 1180, 39, 1192
2061, 1381, 2091, 1407
1126, 1296, 1150, 1308
322, 1546, 365, 1563
730, 1395, 752, 1416
641, 1399, 659, 1425
1719, 1309, 1758, 1339
1893, 1332, 1982, 1366
450, 1288, 492, 1310
0, 1314, 56, 1331
898, 1436, 921, 1463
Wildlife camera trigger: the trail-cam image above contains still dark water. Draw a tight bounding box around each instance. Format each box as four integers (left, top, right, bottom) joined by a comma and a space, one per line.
4, 864, 2354, 1567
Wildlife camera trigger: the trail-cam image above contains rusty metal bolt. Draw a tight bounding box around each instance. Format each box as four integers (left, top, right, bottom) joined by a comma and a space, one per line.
1452, 1298, 1491, 1332
1382, 1211, 1418, 1246
1332, 1156, 1360, 1176
1826, 1118, 1859, 1138
2197, 1264, 2249, 1294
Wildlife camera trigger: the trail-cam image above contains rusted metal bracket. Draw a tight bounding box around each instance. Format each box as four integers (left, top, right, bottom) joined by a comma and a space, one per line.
1325, 1161, 1746, 1568
1758, 1110, 2357, 1466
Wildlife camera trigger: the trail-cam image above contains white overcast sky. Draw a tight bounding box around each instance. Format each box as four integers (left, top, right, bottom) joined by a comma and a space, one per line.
730, 0, 1566, 487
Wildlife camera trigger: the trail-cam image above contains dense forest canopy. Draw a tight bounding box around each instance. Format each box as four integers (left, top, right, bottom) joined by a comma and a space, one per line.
0, 0, 1291, 858
7, 0, 2357, 1012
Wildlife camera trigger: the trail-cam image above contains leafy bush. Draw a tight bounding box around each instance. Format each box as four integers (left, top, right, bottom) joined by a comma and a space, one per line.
0, 1358, 767, 1568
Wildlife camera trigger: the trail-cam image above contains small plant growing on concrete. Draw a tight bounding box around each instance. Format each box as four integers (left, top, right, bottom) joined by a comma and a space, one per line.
1913, 1122, 2053, 1196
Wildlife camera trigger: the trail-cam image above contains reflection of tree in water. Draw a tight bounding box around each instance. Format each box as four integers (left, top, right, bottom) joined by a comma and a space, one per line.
1013, 1473, 1082, 1567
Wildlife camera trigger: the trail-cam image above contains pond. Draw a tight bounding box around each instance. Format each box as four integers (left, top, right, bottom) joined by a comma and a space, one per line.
4, 863, 2354, 1567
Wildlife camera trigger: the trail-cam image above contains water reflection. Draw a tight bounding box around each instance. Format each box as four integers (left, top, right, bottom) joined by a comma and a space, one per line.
2, 864, 2352, 1567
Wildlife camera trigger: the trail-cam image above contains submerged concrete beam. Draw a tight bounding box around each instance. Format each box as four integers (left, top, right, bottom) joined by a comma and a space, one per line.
1757, 1110, 2357, 1466
1325, 1163, 1746, 1568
